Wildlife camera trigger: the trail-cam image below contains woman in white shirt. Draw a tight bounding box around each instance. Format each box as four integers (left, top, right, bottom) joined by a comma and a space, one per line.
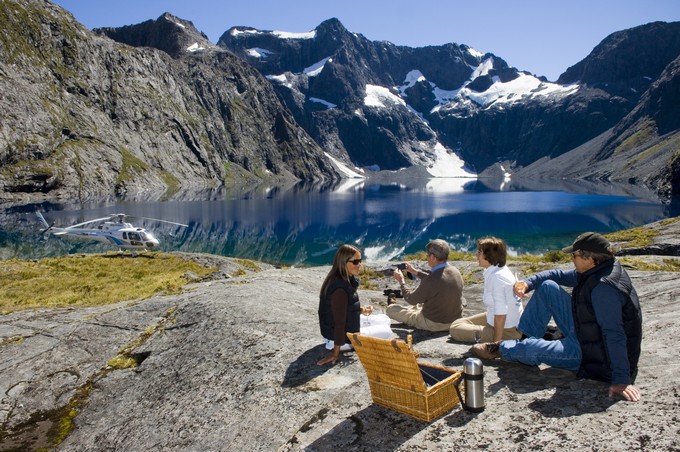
449, 237, 524, 343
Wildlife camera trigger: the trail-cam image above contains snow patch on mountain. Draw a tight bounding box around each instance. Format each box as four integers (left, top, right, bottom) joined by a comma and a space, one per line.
461, 73, 579, 108
364, 85, 406, 108
246, 48, 273, 58
230, 28, 316, 40
309, 97, 337, 108
425, 142, 477, 178
396, 70, 458, 105
304, 57, 332, 76
396, 59, 579, 115
266, 74, 291, 88
272, 30, 316, 40
466, 46, 485, 59
470, 57, 494, 79
187, 43, 206, 53
325, 152, 365, 178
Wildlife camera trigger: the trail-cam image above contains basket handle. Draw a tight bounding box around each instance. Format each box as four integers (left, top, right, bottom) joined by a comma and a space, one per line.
351, 333, 362, 347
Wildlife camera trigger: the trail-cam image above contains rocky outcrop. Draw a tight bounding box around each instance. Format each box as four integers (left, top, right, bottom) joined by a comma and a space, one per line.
0, 1, 336, 204
94, 13, 218, 59
1, 217, 679, 449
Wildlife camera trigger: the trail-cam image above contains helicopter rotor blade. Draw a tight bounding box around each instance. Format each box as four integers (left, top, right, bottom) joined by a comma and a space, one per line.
39, 221, 55, 235
66, 216, 117, 229
136, 216, 189, 228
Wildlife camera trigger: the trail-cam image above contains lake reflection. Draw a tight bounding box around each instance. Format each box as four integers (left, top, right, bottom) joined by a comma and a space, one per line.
0, 179, 675, 266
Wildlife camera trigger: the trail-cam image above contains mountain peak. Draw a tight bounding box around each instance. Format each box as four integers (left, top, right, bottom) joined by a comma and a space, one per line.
95, 12, 217, 57
557, 21, 680, 100
316, 18, 348, 34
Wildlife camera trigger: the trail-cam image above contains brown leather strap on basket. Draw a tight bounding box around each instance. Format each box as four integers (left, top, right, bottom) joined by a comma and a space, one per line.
390, 339, 402, 352
351, 333, 362, 347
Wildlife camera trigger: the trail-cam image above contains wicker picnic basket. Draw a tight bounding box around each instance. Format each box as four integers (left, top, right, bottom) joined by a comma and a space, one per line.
347, 332, 462, 422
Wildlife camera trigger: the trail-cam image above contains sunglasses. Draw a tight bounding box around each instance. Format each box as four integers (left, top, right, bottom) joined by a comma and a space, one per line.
347, 258, 363, 265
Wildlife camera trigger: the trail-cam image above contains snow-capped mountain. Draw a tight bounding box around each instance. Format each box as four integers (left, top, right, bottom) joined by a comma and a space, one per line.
220, 19, 680, 189
2, 0, 679, 203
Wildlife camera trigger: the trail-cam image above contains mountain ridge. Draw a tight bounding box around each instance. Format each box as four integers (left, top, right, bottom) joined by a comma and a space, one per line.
1, 1, 679, 204
0, 0, 339, 205
220, 18, 680, 199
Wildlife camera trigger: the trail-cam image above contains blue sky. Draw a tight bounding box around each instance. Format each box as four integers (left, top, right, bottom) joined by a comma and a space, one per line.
52, 0, 680, 81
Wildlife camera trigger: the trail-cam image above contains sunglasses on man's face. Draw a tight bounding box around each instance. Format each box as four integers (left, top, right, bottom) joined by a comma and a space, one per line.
347, 258, 363, 265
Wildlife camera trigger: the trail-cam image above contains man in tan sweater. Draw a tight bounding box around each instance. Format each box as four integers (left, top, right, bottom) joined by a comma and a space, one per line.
386, 239, 464, 331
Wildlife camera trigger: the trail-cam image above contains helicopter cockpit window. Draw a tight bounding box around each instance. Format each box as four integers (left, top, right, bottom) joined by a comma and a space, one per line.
123, 232, 128, 240
128, 231, 142, 246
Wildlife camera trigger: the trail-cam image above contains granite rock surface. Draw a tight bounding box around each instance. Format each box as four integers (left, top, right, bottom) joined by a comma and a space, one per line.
1, 221, 679, 450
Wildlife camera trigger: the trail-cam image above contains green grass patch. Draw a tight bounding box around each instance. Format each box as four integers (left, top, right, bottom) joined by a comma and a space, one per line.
0, 253, 216, 313
604, 227, 658, 248
117, 148, 149, 186
107, 306, 177, 369
403, 250, 476, 261
614, 119, 657, 155
235, 258, 262, 272
620, 257, 680, 272
160, 171, 181, 200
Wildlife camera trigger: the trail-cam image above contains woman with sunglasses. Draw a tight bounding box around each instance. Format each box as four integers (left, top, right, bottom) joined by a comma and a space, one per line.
317, 244, 392, 365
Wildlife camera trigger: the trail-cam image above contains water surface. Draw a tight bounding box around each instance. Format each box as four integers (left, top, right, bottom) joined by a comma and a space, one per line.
0, 179, 675, 266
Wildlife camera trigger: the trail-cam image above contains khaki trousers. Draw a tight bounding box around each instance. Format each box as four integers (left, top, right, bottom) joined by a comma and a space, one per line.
386, 304, 452, 332
449, 312, 523, 343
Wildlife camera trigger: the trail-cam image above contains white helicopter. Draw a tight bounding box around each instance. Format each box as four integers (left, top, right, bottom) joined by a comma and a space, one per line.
36, 211, 188, 251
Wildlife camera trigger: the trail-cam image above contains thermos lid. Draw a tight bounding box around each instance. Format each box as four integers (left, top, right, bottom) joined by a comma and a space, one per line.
463, 357, 484, 375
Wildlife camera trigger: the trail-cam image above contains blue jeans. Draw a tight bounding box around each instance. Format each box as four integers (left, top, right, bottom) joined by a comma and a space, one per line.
499, 280, 581, 371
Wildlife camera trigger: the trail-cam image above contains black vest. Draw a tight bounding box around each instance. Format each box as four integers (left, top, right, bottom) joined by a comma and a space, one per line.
572, 259, 642, 383
318, 276, 361, 343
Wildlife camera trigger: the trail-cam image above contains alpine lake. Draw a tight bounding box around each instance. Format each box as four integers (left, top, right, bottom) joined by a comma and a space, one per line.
1, 176, 678, 266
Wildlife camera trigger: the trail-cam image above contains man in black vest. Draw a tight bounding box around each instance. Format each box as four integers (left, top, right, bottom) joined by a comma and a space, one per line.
473, 232, 643, 402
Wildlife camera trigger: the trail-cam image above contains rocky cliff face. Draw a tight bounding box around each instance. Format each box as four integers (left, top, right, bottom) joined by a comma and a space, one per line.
514, 53, 680, 200
0, 1, 336, 204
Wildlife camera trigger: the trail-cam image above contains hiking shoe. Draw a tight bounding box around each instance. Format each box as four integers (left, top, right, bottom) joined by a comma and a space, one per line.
543, 325, 564, 341
472, 341, 501, 360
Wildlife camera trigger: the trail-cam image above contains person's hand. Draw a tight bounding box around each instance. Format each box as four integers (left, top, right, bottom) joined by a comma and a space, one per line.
609, 384, 641, 401
361, 305, 374, 316
317, 348, 340, 366
513, 281, 529, 298
393, 269, 405, 285
401, 262, 416, 273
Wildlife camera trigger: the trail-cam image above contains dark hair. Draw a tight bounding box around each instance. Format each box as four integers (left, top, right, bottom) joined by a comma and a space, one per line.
426, 239, 450, 261
319, 244, 361, 298
476, 237, 507, 267
575, 249, 614, 266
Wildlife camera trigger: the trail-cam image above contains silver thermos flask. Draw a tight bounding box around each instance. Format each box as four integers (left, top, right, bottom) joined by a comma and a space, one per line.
462, 357, 485, 412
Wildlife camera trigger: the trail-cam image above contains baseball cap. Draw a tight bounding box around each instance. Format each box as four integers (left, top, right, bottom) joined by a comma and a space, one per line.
561, 232, 612, 254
